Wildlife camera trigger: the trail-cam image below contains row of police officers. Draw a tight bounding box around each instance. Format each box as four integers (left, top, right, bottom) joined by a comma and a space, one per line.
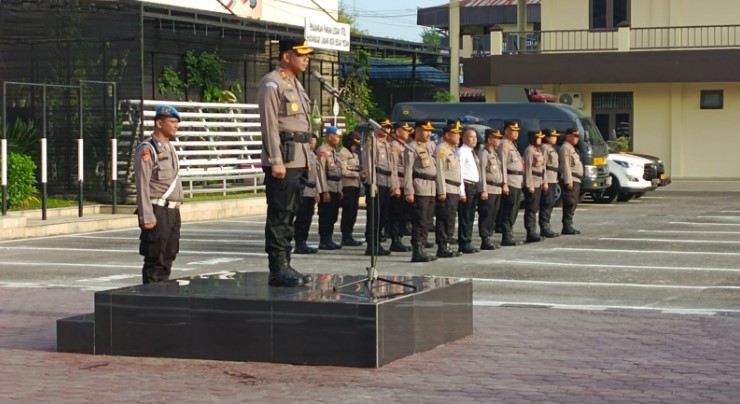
251, 37, 586, 288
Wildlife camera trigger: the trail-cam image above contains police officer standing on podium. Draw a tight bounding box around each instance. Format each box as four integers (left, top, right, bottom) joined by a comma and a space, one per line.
135, 105, 183, 284
257, 38, 314, 287
560, 128, 584, 235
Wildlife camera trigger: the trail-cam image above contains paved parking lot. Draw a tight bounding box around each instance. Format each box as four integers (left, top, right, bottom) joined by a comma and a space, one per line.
1, 189, 740, 402
1, 189, 739, 313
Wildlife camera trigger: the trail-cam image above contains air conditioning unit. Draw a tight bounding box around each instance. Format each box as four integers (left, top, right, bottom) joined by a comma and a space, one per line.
558, 92, 584, 109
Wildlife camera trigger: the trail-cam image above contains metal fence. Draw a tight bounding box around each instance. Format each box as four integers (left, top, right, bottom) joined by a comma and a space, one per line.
632, 25, 740, 50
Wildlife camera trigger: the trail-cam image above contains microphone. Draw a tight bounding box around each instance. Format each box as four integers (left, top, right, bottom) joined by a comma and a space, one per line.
311, 70, 326, 85
311, 70, 342, 97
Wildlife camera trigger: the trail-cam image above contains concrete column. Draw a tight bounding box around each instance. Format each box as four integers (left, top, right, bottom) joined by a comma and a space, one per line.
517, 0, 527, 51
462, 35, 473, 58
617, 22, 631, 52
490, 28, 503, 55
450, 0, 460, 100
484, 86, 498, 102
669, 83, 683, 177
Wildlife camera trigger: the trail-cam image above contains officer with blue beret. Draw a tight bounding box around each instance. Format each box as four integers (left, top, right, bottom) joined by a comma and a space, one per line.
134, 104, 183, 283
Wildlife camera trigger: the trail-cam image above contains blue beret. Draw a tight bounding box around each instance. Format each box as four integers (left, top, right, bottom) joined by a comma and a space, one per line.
325, 126, 338, 135
155, 104, 181, 122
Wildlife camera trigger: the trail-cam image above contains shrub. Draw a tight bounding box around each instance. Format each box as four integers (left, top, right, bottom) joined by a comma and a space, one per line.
6, 152, 39, 209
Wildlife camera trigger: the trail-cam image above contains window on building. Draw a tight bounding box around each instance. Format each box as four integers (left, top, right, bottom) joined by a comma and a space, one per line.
700, 90, 724, 109
591, 0, 630, 30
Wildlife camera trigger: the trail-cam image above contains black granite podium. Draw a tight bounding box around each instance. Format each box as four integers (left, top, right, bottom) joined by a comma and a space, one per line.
57, 272, 473, 367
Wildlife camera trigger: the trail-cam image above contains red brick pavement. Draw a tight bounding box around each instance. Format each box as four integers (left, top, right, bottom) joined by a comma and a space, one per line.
1, 287, 739, 403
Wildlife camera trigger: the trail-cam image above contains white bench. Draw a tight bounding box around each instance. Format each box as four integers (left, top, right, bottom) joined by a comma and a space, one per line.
126, 100, 346, 197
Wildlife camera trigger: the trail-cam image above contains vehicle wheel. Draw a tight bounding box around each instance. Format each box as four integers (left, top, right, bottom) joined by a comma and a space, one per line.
593, 176, 618, 204
617, 192, 635, 202
554, 183, 563, 207
633, 192, 645, 199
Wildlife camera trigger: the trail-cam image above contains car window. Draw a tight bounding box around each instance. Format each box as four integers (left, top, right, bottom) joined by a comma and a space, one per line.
579, 118, 607, 146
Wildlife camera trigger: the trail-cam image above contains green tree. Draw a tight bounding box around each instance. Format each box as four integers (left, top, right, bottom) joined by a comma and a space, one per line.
340, 50, 380, 133
338, 6, 367, 35
433, 90, 457, 103
421, 28, 443, 47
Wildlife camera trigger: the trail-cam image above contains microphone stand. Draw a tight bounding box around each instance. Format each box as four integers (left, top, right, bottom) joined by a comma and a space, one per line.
311, 71, 416, 294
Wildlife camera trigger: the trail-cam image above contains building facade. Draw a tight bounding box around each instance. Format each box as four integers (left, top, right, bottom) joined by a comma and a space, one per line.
463, 0, 740, 180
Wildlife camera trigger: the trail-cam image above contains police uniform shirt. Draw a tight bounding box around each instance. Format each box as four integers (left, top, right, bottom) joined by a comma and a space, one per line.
317, 143, 342, 193
457, 143, 480, 198
541, 143, 559, 184
337, 147, 362, 188
403, 140, 437, 197
134, 136, 183, 225
303, 150, 322, 198
363, 138, 399, 189
435, 142, 462, 196
524, 145, 545, 189
497, 138, 524, 189
478, 147, 503, 195
257, 67, 311, 169
559, 142, 584, 184
389, 140, 406, 180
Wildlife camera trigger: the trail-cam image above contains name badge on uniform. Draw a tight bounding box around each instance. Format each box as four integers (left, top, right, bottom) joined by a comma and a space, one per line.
422, 158, 431, 168
448, 159, 457, 169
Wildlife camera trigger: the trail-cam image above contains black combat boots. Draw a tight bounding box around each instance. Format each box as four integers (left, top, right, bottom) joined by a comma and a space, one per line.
411, 242, 437, 262
540, 226, 560, 238
268, 252, 310, 287
480, 237, 496, 250
436, 243, 462, 258
389, 236, 412, 252
294, 240, 318, 254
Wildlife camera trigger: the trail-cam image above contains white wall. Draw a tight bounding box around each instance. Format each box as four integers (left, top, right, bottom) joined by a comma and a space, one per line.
543, 82, 740, 179
139, 0, 339, 27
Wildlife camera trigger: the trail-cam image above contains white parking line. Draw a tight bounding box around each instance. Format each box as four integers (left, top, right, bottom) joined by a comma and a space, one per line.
491, 259, 740, 273
670, 221, 740, 226
639, 229, 740, 235
0, 262, 142, 269
470, 277, 740, 290
474, 300, 740, 314
0, 246, 266, 256
599, 237, 740, 244
697, 215, 740, 220
67, 235, 263, 244
76, 274, 139, 282
553, 247, 740, 256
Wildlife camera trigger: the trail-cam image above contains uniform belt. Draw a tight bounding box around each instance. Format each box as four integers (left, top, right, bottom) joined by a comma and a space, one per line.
279, 132, 311, 143
348, 167, 361, 172
546, 166, 558, 172
151, 198, 181, 209
486, 180, 503, 187
376, 167, 392, 176
445, 179, 461, 187
507, 170, 524, 175
327, 175, 341, 182
305, 182, 316, 188
464, 180, 478, 185
533, 171, 545, 177
573, 173, 583, 179
413, 172, 435, 181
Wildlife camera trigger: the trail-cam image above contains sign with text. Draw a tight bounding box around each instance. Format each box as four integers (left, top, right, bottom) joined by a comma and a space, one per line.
305, 18, 350, 52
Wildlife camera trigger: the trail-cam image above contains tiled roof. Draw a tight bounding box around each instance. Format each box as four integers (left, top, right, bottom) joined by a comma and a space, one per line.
461, 0, 541, 6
